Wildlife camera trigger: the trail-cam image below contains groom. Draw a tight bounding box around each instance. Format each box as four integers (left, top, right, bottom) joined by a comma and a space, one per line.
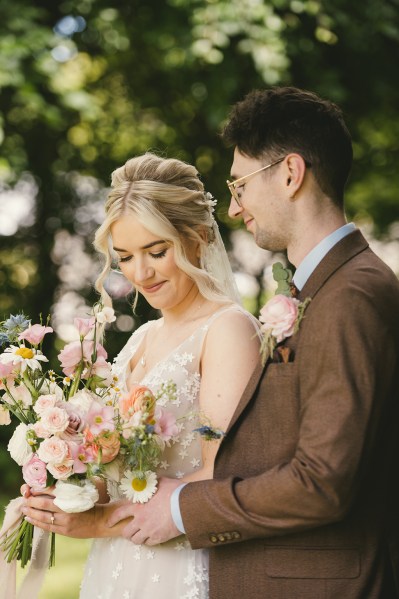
110, 87, 399, 598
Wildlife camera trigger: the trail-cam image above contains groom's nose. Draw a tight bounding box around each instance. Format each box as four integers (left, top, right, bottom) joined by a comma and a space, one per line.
228, 196, 243, 220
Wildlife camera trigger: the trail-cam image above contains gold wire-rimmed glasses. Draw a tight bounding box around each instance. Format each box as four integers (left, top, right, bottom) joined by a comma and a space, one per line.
226, 157, 285, 207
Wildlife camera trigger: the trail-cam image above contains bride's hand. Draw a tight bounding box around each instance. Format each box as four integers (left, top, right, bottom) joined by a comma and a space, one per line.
20, 483, 55, 499
21, 496, 131, 539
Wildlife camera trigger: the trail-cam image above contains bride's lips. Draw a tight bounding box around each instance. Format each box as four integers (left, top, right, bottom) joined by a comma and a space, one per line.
141, 281, 166, 293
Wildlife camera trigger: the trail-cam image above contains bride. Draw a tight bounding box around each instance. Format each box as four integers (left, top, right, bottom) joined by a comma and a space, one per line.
22, 152, 260, 598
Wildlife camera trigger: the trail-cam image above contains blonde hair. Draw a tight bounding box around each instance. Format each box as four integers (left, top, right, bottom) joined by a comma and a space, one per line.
94, 152, 237, 309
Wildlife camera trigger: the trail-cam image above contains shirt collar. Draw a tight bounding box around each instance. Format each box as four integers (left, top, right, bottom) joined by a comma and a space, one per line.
293, 223, 356, 291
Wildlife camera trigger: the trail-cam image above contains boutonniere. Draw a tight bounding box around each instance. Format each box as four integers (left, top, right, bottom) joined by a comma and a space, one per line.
259, 262, 311, 365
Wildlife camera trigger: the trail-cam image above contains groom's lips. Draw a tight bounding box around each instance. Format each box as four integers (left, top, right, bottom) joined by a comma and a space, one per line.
244, 218, 254, 229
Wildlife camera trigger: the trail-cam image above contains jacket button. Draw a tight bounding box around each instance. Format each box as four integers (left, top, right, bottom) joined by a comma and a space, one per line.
224, 532, 232, 540
218, 534, 226, 542
232, 531, 241, 540
209, 535, 218, 543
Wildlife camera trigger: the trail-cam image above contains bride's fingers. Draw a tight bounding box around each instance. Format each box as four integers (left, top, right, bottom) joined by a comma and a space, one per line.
21, 506, 63, 532
23, 495, 62, 513
20, 484, 31, 498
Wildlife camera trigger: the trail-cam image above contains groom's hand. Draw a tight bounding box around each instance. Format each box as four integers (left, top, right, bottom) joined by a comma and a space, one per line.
108, 477, 182, 546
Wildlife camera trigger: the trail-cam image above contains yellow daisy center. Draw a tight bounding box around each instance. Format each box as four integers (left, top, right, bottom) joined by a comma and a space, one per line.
16, 348, 34, 359
132, 477, 147, 492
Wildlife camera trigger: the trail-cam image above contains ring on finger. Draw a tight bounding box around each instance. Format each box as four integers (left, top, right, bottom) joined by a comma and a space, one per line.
50, 513, 55, 525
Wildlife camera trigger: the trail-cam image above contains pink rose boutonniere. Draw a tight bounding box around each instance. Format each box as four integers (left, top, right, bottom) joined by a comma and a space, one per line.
259, 262, 311, 365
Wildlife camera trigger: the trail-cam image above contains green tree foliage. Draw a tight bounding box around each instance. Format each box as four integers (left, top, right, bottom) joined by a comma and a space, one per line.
1, 0, 399, 492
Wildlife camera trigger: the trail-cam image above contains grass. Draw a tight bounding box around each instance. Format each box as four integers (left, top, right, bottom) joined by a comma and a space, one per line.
1, 498, 91, 599
17, 535, 91, 599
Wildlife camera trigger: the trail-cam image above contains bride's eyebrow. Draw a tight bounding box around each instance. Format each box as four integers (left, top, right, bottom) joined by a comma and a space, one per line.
113, 240, 167, 252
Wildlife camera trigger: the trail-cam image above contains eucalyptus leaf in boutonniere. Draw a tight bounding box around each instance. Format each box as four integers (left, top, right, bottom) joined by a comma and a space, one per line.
259, 263, 311, 365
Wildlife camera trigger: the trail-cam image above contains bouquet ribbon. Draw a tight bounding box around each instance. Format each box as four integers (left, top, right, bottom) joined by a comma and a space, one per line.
0, 497, 50, 599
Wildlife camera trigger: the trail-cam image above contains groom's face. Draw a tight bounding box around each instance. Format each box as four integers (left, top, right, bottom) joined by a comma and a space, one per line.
228, 149, 289, 251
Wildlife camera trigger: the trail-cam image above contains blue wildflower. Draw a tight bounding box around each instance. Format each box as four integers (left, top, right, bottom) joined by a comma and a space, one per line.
194, 426, 225, 441
2, 314, 31, 339
0, 332, 9, 349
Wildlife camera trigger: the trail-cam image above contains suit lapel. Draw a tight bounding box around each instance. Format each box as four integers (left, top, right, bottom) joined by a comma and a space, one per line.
225, 230, 369, 435
298, 229, 369, 301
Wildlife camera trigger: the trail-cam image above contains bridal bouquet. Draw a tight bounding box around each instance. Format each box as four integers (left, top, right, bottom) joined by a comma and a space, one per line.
0, 305, 120, 568
116, 382, 179, 503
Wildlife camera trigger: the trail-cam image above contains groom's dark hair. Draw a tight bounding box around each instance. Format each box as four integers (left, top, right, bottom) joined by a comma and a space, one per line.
222, 86, 353, 207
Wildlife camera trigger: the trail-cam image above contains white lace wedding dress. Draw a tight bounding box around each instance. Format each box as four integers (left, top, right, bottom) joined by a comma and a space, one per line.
80, 305, 246, 599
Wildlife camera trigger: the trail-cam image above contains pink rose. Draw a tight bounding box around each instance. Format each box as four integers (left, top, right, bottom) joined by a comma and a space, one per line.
74, 317, 95, 338
33, 394, 57, 415
154, 407, 178, 442
32, 421, 52, 439
259, 294, 300, 343
37, 436, 69, 464
19, 324, 53, 345
22, 454, 48, 489
40, 406, 70, 435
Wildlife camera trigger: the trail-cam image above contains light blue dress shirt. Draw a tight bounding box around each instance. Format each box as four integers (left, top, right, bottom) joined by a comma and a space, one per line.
171, 222, 357, 533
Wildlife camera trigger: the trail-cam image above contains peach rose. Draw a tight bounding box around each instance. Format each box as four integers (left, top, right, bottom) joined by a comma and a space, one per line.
96, 431, 121, 463
119, 385, 156, 420
259, 294, 300, 342
47, 459, 74, 480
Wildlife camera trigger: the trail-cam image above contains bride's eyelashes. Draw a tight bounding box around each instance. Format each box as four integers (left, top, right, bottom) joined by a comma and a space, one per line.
118, 249, 168, 263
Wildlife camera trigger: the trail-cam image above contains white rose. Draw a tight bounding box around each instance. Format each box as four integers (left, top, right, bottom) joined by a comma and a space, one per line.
53, 480, 99, 513
0, 405, 11, 425
8, 423, 33, 465
68, 389, 96, 414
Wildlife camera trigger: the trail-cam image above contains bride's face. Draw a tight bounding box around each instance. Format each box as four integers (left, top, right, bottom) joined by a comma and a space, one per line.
110, 214, 198, 311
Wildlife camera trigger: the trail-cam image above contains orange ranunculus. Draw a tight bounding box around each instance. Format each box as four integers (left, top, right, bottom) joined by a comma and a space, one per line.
96, 431, 121, 464
118, 385, 156, 420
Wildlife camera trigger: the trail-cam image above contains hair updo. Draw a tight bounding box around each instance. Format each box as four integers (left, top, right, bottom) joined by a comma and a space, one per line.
94, 152, 234, 308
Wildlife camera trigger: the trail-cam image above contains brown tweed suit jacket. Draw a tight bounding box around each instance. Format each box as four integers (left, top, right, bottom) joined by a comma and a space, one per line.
181, 230, 399, 599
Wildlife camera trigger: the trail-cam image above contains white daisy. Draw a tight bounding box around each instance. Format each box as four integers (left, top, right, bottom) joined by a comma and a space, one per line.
120, 470, 158, 503
0, 345, 48, 372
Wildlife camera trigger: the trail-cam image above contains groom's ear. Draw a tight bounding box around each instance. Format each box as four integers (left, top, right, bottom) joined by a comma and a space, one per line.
284, 154, 307, 199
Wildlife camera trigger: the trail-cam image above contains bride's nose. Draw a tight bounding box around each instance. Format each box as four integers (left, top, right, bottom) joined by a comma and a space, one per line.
134, 258, 155, 283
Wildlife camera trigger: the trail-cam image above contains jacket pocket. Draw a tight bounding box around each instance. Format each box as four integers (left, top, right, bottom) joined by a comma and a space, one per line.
265, 546, 360, 579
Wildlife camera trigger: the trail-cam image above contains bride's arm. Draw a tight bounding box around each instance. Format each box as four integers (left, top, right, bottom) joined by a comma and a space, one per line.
183, 310, 260, 484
